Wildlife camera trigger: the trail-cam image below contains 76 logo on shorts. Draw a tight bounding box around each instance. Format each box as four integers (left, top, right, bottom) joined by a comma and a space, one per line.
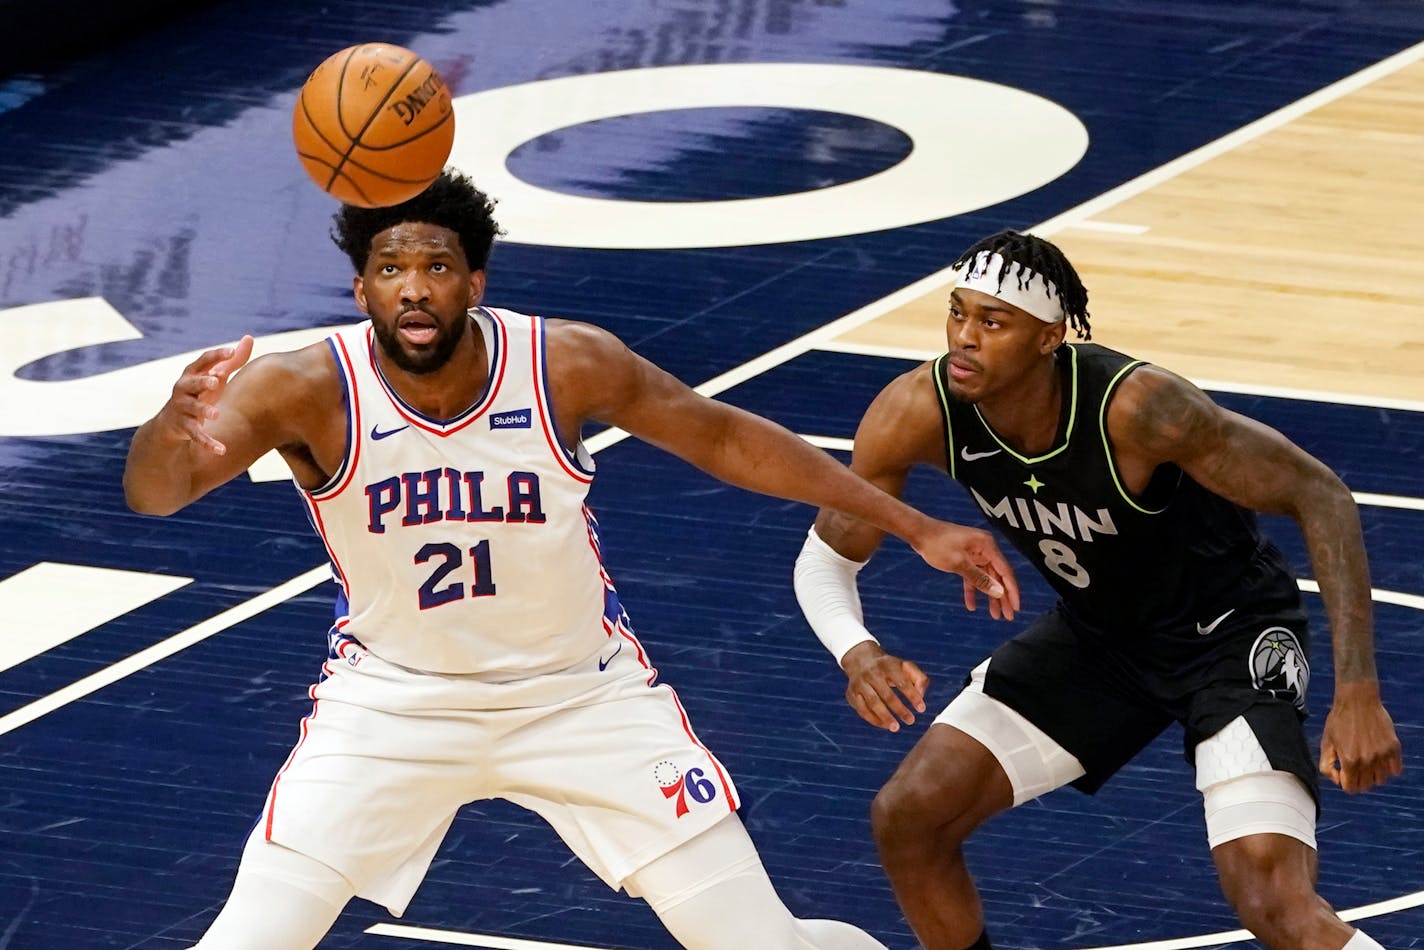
653, 760, 717, 818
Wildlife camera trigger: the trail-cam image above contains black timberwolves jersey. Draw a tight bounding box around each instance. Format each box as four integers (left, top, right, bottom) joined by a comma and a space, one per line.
933, 344, 1303, 655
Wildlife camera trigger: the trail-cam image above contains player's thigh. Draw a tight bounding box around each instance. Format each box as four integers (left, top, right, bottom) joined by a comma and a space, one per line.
957, 611, 1172, 800
873, 715, 1014, 839
260, 659, 487, 910
494, 673, 740, 892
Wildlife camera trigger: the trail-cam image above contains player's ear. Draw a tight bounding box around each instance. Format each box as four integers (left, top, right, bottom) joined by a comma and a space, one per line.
468, 269, 486, 304
1041, 320, 1068, 354
353, 275, 369, 314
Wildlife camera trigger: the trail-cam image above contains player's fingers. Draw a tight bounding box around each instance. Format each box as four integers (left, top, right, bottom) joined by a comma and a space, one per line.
175, 371, 222, 400
183, 344, 242, 377
993, 554, 1020, 614
212, 335, 255, 381
1318, 738, 1340, 784
965, 564, 1004, 600
870, 679, 916, 727
181, 420, 227, 455
846, 683, 896, 731
903, 659, 931, 696
887, 663, 926, 714
962, 578, 977, 613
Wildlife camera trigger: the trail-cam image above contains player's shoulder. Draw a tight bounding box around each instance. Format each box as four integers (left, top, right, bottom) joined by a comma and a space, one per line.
872, 358, 943, 417
855, 359, 945, 468
1104, 356, 1223, 455
540, 317, 638, 374
232, 340, 343, 410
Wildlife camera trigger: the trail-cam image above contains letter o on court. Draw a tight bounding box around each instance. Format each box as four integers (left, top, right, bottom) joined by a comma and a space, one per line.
448, 63, 1088, 249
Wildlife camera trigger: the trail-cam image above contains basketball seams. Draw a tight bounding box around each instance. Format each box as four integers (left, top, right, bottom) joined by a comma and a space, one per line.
353, 107, 453, 152
295, 90, 348, 165
326, 46, 422, 192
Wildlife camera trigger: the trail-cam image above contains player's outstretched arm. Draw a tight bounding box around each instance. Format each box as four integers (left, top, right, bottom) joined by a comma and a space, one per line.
124, 337, 318, 516
1109, 365, 1403, 793
546, 322, 1018, 612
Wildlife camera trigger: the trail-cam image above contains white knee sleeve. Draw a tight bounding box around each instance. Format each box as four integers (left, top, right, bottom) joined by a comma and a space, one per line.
1197, 717, 1316, 850
626, 815, 888, 950
1343, 930, 1386, 949
189, 833, 355, 950
934, 660, 1085, 805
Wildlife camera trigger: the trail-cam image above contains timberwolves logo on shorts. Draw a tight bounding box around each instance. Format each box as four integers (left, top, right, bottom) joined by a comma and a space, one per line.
1249, 626, 1310, 711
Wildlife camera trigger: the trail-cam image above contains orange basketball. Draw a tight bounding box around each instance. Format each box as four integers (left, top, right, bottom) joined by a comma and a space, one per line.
292, 43, 456, 207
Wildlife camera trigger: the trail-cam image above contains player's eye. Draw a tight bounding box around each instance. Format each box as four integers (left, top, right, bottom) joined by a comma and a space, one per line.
430, 262, 448, 273
380, 264, 399, 275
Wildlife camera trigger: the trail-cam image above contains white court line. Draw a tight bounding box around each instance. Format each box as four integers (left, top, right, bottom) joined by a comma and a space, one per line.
802, 434, 853, 452
0, 563, 191, 674
1297, 578, 1424, 612
366, 924, 618, 949
0, 566, 330, 738
1353, 492, 1424, 512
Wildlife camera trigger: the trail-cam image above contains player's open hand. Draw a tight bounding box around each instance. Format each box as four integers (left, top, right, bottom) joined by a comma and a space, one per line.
158, 336, 255, 455
911, 520, 1019, 621
1319, 682, 1403, 793
840, 641, 930, 732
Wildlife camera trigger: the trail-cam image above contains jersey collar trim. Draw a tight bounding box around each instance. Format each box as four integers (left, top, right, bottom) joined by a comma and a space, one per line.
972, 344, 1079, 466
366, 307, 507, 436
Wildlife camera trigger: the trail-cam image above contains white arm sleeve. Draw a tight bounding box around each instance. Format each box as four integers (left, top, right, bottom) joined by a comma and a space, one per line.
794, 526, 877, 665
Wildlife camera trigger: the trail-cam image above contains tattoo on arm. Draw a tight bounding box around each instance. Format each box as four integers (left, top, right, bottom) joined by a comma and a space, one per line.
1124, 370, 1378, 687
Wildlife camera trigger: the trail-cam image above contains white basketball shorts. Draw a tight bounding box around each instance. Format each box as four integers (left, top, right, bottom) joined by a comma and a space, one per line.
257, 637, 740, 916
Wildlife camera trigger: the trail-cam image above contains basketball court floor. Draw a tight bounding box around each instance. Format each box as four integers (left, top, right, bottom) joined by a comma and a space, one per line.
1, 2, 1421, 948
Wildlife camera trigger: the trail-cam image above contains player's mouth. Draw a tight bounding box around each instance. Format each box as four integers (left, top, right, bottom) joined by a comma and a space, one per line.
947, 356, 981, 381
397, 311, 439, 345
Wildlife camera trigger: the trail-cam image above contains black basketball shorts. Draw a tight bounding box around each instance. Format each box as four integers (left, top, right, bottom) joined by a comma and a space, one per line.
975, 607, 1319, 806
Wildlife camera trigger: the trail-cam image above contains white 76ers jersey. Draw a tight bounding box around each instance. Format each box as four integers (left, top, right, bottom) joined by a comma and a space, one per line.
298, 307, 623, 677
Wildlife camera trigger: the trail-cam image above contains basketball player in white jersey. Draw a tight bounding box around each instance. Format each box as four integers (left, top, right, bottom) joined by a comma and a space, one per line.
123, 170, 1019, 950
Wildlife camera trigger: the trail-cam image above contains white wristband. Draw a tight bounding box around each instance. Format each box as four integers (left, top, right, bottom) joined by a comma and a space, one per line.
794, 526, 877, 665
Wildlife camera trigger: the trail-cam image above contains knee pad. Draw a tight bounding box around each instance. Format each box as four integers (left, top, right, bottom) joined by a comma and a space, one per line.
1196, 716, 1316, 850
933, 660, 1085, 805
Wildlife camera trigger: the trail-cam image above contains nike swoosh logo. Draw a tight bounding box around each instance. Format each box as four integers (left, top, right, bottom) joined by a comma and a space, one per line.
1196, 608, 1235, 636
598, 640, 622, 671
960, 446, 1002, 461
370, 424, 409, 441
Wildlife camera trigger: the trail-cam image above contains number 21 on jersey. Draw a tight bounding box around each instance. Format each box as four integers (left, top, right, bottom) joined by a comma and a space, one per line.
415, 539, 497, 608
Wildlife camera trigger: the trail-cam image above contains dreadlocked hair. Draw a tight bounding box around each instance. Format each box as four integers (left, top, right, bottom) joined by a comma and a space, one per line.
331, 169, 503, 274
950, 229, 1091, 340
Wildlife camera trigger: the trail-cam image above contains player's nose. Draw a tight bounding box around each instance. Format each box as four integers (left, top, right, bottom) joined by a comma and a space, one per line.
399, 270, 432, 303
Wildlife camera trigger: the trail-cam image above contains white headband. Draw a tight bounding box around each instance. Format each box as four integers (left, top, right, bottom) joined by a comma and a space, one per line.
952, 251, 1065, 324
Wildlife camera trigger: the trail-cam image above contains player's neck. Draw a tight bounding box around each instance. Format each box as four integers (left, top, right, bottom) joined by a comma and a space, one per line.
977, 352, 1064, 455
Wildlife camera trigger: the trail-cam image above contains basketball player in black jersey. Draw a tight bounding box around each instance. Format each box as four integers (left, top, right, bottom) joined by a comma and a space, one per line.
794, 230, 1402, 950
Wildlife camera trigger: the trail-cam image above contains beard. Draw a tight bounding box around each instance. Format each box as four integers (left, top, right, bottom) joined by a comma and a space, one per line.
372, 309, 468, 375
